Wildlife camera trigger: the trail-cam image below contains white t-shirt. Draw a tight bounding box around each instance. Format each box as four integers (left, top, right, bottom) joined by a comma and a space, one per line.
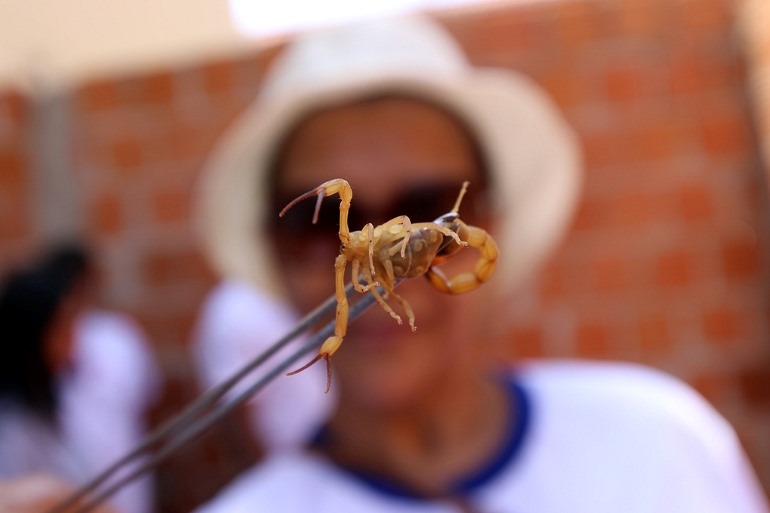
60, 309, 161, 513
191, 280, 335, 452
0, 404, 86, 481
195, 360, 770, 513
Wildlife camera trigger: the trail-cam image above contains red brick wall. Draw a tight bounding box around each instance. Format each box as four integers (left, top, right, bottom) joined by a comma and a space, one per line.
1, 0, 769, 509
442, 0, 770, 488
0, 89, 34, 270
67, 46, 283, 356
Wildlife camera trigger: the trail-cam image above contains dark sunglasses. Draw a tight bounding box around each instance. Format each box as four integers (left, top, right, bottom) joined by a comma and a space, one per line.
268, 180, 487, 243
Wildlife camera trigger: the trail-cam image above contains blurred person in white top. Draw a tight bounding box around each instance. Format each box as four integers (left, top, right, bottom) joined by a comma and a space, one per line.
0, 244, 161, 513
192, 279, 334, 453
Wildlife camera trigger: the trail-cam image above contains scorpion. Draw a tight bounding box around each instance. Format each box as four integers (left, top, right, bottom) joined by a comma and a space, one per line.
281, 178, 499, 392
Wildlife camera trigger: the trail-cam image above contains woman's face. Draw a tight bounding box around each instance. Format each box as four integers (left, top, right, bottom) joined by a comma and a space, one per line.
45, 284, 86, 373
270, 97, 498, 410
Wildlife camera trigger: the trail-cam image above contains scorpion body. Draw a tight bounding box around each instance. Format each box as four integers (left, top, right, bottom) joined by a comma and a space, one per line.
281, 178, 498, 392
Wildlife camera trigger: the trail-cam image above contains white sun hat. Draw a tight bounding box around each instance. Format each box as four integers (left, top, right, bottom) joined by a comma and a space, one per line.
196, 15, 582, 298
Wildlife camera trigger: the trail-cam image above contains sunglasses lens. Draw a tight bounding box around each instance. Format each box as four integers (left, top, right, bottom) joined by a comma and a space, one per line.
389, 182, 470, 222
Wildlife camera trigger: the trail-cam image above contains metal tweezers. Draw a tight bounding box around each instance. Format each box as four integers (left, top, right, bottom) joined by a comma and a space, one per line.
50, 281, 391, 513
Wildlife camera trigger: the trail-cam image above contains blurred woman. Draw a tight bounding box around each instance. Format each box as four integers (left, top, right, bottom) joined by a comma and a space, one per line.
0, 245, 159, 513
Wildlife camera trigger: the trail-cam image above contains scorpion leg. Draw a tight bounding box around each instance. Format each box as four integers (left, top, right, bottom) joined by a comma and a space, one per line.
287, 253, 350, 393
351, 258, 378, 293
360, 222, 378, 278
383, 284, 417, 331
367, 285, 403, 326
437, 225, 466, 248
378, 259, 417, 330
374, 216, 412, 261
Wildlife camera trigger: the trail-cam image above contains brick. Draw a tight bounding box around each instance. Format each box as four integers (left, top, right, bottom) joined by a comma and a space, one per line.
553, 0, 608, 47
510, 326, 545, 358
152, 189, 189, 224
668, 51, 705, 95
611, 0, 670, 40
676, 184, 715, 222
580, 130, 620, 168
603, 64, 644, 103
655, 249, 696, 288
78, 79, 120, 113
202, 60, 236, 95
168, 121, 204, 161
721, 237, 761, 281
454, 16, 544, 60
575, 322, 611, 358
702, 306, 743, 345
667, 46, 740, 95
691, 371, 731, 405
0, 90, 27, 127
0, 198, 27, 238
535, 71, 582, 109
610, 192, 660, 227
142, 249, 210, 287
699, 112, 752, 156
90, 194, 123, 235
230, 50, 278, 87
112, 136, 143, 171
740, 364, 770, 405
625, 123, 680, 162
680, 0, 732, 32
120, 71, 175, 107
594, 257, 626, 292
539, 263, 567, 303
0, 150, 25, 188
0, 243, 33, 275
638, 313, 671, 356
571, 198, 608, 232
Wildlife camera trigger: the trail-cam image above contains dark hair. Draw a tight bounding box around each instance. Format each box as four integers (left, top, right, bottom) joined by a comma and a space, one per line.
0, 243, 92, 420
39, 243, 92, 283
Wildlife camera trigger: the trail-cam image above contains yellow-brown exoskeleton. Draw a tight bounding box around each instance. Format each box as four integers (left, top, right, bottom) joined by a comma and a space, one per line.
281, 178, 498, 392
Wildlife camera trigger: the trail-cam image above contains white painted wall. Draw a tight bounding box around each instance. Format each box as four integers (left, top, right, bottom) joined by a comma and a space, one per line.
0, 0, 251, 90
0, 0, 520, 91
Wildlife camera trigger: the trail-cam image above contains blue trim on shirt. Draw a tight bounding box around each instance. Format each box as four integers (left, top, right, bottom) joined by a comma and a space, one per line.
311, 376, 531, 500
453, 378, 530, 494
